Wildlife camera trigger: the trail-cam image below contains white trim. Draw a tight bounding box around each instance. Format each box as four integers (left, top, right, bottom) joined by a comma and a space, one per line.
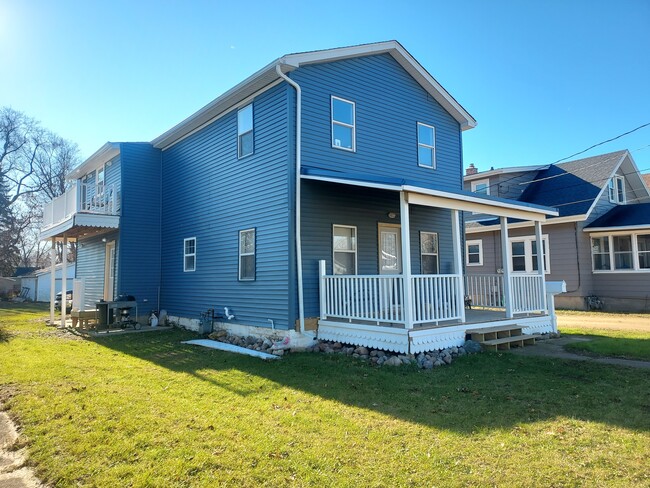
331, 96, 356, 152
470, 178, 490, 195
332, 224, 358, 275
466, 215, 586, 234
419, 231, 439, 273
416, 122, 436, 169
464, 165, 549, 182
509, 234, 550, 274
183, 237, 196, 272
238, 228, 256, 281
465, 239, 483, 266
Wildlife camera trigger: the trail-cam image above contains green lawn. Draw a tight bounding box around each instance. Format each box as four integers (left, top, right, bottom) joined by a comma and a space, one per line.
1, 303, 649, 487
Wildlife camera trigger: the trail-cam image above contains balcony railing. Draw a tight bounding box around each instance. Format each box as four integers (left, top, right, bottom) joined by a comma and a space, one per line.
42, 183, 119, 228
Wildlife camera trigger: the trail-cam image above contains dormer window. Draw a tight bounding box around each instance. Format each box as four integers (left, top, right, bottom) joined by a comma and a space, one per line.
471, 178, 490, 195
331, 96, 355, 151
608, 176, 625, 204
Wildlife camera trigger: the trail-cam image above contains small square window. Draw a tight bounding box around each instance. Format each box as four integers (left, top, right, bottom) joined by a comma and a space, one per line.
471, 179, 490, 195
417, 123, 435, 168
238, 104, 254, 158
239, 229, 256, 280
331, 97, 355, 151
465, 239, 483, 266
184, 238, 196, 272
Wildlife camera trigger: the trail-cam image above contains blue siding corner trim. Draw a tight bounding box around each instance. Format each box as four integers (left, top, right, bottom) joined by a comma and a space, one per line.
160, 83, 292, 329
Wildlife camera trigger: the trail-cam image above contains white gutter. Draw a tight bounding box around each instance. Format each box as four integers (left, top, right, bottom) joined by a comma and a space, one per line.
275, 64, 304, 334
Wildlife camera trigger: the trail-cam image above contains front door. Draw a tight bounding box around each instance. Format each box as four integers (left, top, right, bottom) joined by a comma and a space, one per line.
104, 240, 115, 301
378, 224, 402, 274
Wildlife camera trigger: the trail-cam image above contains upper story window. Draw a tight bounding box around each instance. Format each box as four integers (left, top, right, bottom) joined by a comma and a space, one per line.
471, 178, 490, 195
417, 123, 436, 168
608, 175, 625, 204
465, 239, 483, 266
592, 233, 650, 272
331, 96, 355, 151
184, 237, 196, 272
420, 231, 439, 274
238, 104, 254, 158
239, 228, 256, 280
333, 225, 357, 274
97, 166, 105, 187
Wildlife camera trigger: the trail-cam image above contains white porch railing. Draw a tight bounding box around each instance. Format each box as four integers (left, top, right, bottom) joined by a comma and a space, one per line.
411, 274, 463, 324
511, 274, 546, 313
464, 274, 504, 308
42, 183, 119, 228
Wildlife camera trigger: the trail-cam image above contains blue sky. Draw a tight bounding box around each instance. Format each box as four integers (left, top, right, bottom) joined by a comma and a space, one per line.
1, 0, 649, 174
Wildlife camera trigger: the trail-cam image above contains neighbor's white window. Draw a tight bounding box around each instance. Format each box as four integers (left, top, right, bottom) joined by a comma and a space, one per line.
331, 96, 355, 151
591, 233, 650, 272
239, 228, 256, 280
184, 237, 196, 272
509, 235, 549, 273
420, 232, 439, 274
333, 225, 357, 275
466, 239, 483, 266
471, 178, 490, 195
608, 175, 625, 204
417, 123, 436, 168
238, 104, 254, 158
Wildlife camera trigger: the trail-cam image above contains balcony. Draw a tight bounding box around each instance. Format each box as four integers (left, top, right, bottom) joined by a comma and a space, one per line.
40, 183, 120, 240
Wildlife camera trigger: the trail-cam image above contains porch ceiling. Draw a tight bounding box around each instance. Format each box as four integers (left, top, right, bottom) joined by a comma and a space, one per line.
40, 214, 119, 241
301, 167, 558, 221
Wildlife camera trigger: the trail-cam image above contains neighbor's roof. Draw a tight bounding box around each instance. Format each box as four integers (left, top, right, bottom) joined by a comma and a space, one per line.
584, 202, 650, 231
152, 40, 476, 150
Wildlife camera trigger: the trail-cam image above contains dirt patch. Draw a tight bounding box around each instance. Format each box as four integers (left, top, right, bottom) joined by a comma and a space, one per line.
557, 312, 650, 332
0, 410, 43, 488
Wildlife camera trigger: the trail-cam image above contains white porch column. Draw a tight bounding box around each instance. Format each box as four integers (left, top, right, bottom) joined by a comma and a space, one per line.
61, 236, 67, 327
318, 260, 327, 320
534, 220, 548, 311
49, 238, 56, 325
400, 191, 413, 329
451, 209, 466, 323
500, 217, 514, 318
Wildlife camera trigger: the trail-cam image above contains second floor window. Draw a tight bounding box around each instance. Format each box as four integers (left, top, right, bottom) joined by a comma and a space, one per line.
238, 104, 254, 158
331, 96, 355, 151
417, 123, 436, 168
471, 179, 490, 195
608, 176, 625, 204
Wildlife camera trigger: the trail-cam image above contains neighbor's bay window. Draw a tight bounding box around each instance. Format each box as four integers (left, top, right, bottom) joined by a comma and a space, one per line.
239, 228, 256, 280
591, 233, 650, 271
331, 96, 355, 151
333, 225, 357, 275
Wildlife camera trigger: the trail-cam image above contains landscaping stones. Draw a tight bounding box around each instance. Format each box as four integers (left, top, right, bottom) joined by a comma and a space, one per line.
204, 330, 483, 369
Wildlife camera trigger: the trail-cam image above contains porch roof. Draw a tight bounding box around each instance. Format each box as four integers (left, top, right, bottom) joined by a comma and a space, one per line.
301, 167, 558, 221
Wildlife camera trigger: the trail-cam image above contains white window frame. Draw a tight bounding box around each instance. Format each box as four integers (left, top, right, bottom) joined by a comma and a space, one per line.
590, 231, 650, 273
608, 175, 625, 204
471, 178, 490, 195
332, 224, 357, 275
183, 237, 196, 272
465, 239, 483, 267
508, 235, 550, 274
417, 122, 436, 169
420, 231, 439, 274
237, 104, 254, 159
239, 228, 256, 281
331, 96, 356, 152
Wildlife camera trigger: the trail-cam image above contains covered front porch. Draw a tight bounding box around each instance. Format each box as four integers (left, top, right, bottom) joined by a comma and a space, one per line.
302, 170, 559, 354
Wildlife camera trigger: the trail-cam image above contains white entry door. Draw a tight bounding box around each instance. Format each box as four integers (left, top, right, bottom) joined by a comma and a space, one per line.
104, 240, 116, 301
378, 224, 402, 274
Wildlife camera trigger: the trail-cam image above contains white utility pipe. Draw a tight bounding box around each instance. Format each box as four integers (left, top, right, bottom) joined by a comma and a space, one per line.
275, 63, 304, 334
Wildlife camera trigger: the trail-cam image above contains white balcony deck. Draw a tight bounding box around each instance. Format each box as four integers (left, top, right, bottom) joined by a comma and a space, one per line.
40, 183, 120, 240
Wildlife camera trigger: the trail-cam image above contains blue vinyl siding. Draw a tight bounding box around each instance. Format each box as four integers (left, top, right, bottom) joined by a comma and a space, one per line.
118, 143, 162, 316
291, 54, 462, 189
299, 180, 454, 319
160, 83, 292, 329
76, 231, 119, 309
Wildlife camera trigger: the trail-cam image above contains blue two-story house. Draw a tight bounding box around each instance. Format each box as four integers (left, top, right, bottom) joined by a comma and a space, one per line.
40, 41, 559, 353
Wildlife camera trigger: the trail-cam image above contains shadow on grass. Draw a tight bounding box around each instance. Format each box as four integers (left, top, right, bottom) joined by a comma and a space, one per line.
90, 329, 650, 434
564, 334, 650, 361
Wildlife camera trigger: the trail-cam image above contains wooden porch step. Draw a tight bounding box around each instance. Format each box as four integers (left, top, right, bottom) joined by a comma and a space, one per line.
467, 325, 523, 343
480, 334, 542, 351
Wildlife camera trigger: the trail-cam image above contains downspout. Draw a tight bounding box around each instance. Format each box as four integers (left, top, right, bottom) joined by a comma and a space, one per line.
275, 63, 304, 333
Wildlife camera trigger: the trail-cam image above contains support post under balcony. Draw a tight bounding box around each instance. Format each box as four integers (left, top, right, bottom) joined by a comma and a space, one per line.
50, 238, 56, 325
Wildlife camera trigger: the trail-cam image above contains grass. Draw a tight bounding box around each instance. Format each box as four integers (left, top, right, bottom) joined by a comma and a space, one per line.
557, 310, 650, 361
1, 303, 649, 487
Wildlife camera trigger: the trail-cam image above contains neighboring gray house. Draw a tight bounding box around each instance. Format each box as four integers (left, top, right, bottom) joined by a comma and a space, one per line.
464, 150, 650, 312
